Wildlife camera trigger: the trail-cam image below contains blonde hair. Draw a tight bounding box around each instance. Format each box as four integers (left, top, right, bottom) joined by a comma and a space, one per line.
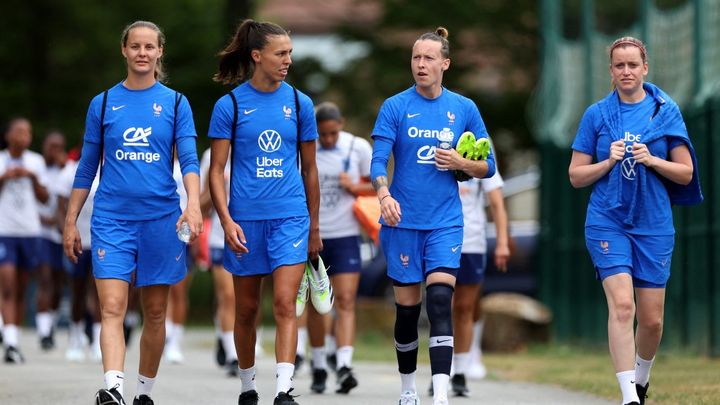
121, 21, 167, 82
417, 27, 450, 58
608, 36, 648, 63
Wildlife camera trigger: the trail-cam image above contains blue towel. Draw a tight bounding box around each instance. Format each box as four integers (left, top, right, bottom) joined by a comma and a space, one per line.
596, 82, 702, 225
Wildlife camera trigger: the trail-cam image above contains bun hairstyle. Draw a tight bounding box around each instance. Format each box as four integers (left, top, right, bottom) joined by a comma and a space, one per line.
121, 21, 167, 82
417, 26, 450, 58
608, 36, 648, 63
315, 101, 343, 124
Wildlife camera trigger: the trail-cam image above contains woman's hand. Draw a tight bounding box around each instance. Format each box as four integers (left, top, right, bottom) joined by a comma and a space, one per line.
177, 204, 204, 242
63, 221, 83, 264
221, 219, 249, 256
379, 194, 402, 226
609, 139, 626, 163
308, 228, 322, 260
631, 142, 655, 167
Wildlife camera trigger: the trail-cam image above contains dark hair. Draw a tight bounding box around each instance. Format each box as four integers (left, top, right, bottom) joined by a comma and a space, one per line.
121, 21, 167, 82
214, 19, 289, 85
416, 26, 450, 58
315, 102, 343, 124
608, 36, 648, 63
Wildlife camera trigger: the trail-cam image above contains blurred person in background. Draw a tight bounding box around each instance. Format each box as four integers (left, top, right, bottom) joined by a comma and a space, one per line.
568, 36, 701, 405
304, 101, 373, 395
0, 117, 49, 364
63, 20, 201, 405
370, 27, 496, 405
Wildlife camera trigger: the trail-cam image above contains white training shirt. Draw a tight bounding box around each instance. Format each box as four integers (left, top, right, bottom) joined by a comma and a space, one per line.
200, 148, 230, 249
0, 149, 48, 237
38, 164, 64, 244
316, 131, 372, 239
459, 170, 504, 254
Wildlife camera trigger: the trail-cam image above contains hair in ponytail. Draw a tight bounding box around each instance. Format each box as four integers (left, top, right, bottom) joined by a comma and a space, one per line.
121, 21, 167, 82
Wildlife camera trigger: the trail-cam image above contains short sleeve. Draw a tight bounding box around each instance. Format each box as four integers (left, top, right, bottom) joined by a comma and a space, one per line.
298, 92, 318, 142
83, 94, 104, 144
175, 95, 197, 139
571, 104, 600, 155
208, 95, 234, 140
480, 169, 504, 192
355, 137, 373, 177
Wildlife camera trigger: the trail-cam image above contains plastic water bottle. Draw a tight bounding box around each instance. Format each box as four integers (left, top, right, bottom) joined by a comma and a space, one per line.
436, 128, 454, 171
177, 221, 191, 243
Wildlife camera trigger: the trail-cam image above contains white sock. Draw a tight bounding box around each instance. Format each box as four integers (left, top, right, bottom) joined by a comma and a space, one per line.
432, 373, 450, 401
239, 365, 257, 393
3, 324, 19, 347
222, 331, 238, 361
616, 370, 640, 404
635, 355, 654, 386
470, 320, 484, 361
104, 370, 125, 396
311, 346, 327, 369
400, 371, 417, 393
165, 319, 175, 345
92, 323, 102, 353
453, 352, 471, 375
36, 312, 53, 338
325, 334, 336, 353
136, 374, 155, 397
214, 317, 221, 337
171, 323, 184, 348
69, 321, 84, 345
336, 345, 354, 368
276, 362, 295, 395
296, 327, 307, 356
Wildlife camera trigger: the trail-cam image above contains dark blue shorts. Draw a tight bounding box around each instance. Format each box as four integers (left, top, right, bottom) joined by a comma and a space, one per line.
321, 236, 362, 275
210, 247, 224, 266
67, 250, 92, 279
456, 253, 487, 285
0, 236, 41, 269
38, 239, 66, 271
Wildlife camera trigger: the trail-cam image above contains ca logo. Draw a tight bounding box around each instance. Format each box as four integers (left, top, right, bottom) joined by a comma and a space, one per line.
123, 127, 152, 147
258, 130, 282, 153
416, 145, 436, 164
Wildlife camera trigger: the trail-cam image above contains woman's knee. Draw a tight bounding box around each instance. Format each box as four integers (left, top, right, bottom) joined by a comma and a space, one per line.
100, 295, 128, 320
235, 301, 259, 325
272, 296, 295, 321
611, 299, 635, 324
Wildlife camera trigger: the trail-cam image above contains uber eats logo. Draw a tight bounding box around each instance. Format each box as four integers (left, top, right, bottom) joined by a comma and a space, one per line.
256, 130, 284, 178
115, 127, 161, 163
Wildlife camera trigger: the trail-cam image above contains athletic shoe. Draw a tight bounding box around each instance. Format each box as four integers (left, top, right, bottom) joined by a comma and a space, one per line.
310, 368, 328, 393
335, 366, 358, 394
164, 345, 184, 364
432, 399, 449, 405
296, 270, 309, 317
95, 387, 126, 405
306, 257, 334, 314
294, 353, 305, 374
399, 390, 420, 405
636, 383, 649, 405
65, 331, 88, 362
216, 337, 226, 366
238, 390, 259, 405
273, 388, 299, 405
466, 360, 487, 380
451, 374, 470, 397
623, 402, 640, 405
4, 346, 25, 364
226, 359, 239, 377
40, 334, 55, 351
326, 352, 337, 372
132, 395, 154, 405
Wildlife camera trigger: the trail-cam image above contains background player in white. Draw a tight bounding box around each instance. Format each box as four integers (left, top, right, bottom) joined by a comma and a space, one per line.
305, 101, 373, 394
209, 19, 321, 405
63, 21, 202, 405
370, 27, 496, 405
0, 117, 49, 364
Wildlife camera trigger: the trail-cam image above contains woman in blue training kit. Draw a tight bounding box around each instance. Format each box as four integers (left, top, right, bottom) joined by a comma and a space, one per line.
63, 21, 202, 405
208, 19, 321, 405
370, 27, 496, 405
569, 36, 702, 405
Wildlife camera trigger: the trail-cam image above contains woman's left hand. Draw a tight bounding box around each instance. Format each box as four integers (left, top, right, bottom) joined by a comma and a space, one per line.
308, 228, 323, 260
177, 204, 204, 242
632, 142, 656, 168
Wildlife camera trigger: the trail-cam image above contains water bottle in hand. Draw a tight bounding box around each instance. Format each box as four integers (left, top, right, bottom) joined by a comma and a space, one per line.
436, 128, 454, 171
177, 221, 191, 243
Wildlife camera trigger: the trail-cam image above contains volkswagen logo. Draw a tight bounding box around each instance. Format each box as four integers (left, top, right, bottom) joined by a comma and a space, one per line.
416, 145, 436, 164
258, 130, 282, 153
621, 157, 637, 180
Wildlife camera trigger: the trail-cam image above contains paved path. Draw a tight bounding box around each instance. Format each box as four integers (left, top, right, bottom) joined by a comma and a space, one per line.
0, 329, 614, 404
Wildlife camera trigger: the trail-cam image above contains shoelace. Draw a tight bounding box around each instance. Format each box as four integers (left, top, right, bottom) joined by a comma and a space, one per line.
309, 275, 330, 293
296, 275, 309, 298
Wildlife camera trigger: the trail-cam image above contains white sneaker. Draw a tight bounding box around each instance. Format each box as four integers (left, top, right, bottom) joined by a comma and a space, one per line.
164, 345, 184, 364
90, 343, 102, 363
255, 341, 265, 358
296, 270, 309, 317
432, 399, 449, 405
65, 346, 86, 362
466, 360, 487, 380
65, 327, 88, 362
399, 390, 420, 405
306, 257, 334, 314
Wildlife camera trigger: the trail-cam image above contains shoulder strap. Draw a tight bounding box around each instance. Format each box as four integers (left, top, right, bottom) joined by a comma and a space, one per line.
228, 91, 238, 195
172, 91, 182, 171
293, 87, 301, 170
99, 90, 109, 179
343, 135, 356, 172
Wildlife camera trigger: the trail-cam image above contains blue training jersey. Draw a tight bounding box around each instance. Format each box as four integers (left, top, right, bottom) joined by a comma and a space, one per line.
208, 81, 317, 221
372, 86, 492, 230
572, 96, 684, 235
80, 81, 198, 221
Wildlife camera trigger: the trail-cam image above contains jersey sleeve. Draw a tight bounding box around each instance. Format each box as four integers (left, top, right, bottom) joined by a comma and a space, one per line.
572, 104, 600, 155
208, 95, 234, 140
83, 94, 104, 144
355, 137, 373, 177
298, 92, 318, 143
371, 99, 399, 142
175, 95, 198, 139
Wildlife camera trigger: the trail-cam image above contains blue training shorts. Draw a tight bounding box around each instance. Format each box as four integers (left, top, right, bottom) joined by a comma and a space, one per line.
456, 253, 487, 285
210, 247, 224, 267
67, 250, 92, 279
380, 225, 463, 284
91, 209, 187, 287
321, 235, 362, 275
0, 237, 41, 269
223, 216, 309, 276
585, 226, 674, 288
39, 239, 66, 271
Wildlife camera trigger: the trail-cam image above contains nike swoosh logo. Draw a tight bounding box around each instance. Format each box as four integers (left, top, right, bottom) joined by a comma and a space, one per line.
175, 254, 182, 261
112, 105, 126, 111
451, 245, 461, 252
293, 239, 303, 248
437, 338, 451, 343
407, 113, 421, 118
244, 109, 257, 115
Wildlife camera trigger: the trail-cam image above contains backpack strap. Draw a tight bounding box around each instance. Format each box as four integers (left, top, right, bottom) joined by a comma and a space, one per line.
99, 90, 109, 179
293, 86, 301, 169
172, 91, 182, 171
228, 91, 238, 194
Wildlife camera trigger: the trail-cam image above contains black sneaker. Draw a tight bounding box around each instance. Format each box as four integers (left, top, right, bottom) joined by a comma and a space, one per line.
95, 388, 126, 405
294, 354, 305, 373
310, 368, 328, 393
123, 324, 134, 346
40, 335, 55, 351
623, 402, 640, 405
326, 353, 337, 372
273, 389, 299, 405
226, 359, 239, 377
238, 390, 259, 405
4, 346, 25, 364
636, 382, 649, 405
451, 373, 470, 397
216, 337, 226, 366
335, 366, 358, 394
133, 395, 154, 405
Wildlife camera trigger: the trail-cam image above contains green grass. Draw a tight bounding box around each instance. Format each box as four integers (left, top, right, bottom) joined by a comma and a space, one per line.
353, 331, 720, 405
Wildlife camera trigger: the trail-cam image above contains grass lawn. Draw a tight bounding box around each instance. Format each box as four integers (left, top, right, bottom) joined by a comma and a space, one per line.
353, 330, 720, 405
